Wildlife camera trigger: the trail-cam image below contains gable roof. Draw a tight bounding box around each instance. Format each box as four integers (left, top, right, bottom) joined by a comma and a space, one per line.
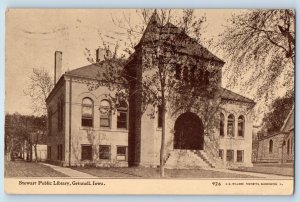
220, 88, 255, 104
136, 12, 224, 64
280, 105, 294, 132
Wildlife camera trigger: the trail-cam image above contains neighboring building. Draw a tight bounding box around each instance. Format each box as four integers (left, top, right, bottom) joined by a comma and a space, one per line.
46, 12, 255, 168
257, 106, 294, 163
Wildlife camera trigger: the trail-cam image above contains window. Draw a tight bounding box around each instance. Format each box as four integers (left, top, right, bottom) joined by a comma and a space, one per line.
227, 114, 235, 137
269, 139, 273, 153
287, 139, 290, 155
82, 98, 93, 127
116, 146, 127, 161
58, 99, 64, 131
57, 144, 63, 160
57, 99, 64, 131
81, 145, 92, 161
47, 146, 52, 160
220, 113, 225, 137
158, 105, 163, 128
226, 150, 234, 162
57, 102, 60, 131
117, 100, 128, 129
48, 109, 52, 136
100, 100, 111, 127
99, 145, 111, 160
238, 115, 245, 137
219, 149, 224, 160
237, 150, 244, 162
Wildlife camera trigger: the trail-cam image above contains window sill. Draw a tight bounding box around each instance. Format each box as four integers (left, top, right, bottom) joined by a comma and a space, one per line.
220, 136, 245, 140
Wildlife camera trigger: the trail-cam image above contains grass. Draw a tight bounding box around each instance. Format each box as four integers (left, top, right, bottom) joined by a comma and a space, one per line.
231, 163, 294, 177
5, 160, 68, 177
73, 167, 256, 178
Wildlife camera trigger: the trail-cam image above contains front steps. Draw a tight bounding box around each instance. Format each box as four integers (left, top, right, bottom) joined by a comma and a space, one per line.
164, 150, 218, 169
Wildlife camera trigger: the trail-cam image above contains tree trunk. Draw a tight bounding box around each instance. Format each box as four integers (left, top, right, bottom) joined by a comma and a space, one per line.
160, 97, 166, 177
34, 144, 38, 162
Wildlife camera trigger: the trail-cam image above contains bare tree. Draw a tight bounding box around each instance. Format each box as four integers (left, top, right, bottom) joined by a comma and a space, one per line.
24, 68, 54, 116
87, 9, 222, 177
23, 68, 53, 161
218, 9, 295, 122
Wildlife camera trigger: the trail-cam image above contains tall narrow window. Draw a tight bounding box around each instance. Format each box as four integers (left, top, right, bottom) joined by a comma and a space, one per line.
48, 108, 52, 136
219, 149, 224, 160
238, 115, 245, 137
227, 114, 235, 137
82, 98, 93, 127
226, 150, 234, 162
57, 102, 61, 131
117, 100, 128, 129
269, 139, 273, 153
158, 105, 163, 128
237, 150, 244, 162
100, 100, 111, 127
60, 99, 64, 130
220, 113, 225, 137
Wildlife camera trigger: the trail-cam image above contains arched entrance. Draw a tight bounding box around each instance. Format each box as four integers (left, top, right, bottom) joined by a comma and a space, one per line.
174, 112, 204, 150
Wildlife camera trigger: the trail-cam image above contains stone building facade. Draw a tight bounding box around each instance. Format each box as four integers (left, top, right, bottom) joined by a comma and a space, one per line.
257, 106, 294, 163
46, 13, 255, 168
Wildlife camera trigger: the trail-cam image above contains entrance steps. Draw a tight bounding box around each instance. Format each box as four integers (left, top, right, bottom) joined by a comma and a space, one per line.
164, 150, 217, 169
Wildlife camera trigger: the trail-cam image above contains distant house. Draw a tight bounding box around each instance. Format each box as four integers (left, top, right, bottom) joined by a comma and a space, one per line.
256, 106, 294, 163
46, 12, 255, 168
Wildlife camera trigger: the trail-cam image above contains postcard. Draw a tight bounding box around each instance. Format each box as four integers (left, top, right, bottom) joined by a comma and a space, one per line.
4, 9, 294, 195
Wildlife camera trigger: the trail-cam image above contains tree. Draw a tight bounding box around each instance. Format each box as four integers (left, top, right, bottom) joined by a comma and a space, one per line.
262, 92, 294, 133
5, 113, 47, 162
87, 9, 221, 177
24, 68, 54, 116
23, 68, 52, 161
218, 9, 295, 123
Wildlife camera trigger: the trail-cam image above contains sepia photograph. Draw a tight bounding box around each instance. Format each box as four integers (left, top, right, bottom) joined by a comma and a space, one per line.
4, 9, 295, 194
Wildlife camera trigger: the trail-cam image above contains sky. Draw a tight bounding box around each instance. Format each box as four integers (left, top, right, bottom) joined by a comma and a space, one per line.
5, 9, 237, 115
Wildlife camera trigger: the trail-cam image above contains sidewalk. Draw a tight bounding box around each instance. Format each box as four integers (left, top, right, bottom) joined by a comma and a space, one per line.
41, 163, 95, 178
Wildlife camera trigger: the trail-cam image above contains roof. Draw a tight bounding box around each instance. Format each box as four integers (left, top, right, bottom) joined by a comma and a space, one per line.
65, 59, 125, 81
135, 11, 224, 64
66, 64, 102, 79
220, 88, 255, 104
280, 105, 294, 132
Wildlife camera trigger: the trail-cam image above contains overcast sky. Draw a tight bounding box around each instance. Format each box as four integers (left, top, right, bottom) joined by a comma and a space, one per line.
5, 9, 238, 115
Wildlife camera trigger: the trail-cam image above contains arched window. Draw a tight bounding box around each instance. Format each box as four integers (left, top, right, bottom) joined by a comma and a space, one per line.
82, 97, 93, 127
220, 113, 225, 137
100, 100, 111, 127
238, 115, 245, 137
269, 139, 273, 153
117, 100, 128, 129
227, 114, 235, 137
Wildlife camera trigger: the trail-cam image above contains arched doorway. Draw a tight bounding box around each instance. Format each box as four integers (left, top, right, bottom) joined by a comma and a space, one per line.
174, 112, 204, 150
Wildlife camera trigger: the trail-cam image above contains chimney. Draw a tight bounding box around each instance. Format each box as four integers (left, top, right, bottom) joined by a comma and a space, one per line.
54, 51, 62, 84
96, 48, 104, 62
96, 47, 112, 62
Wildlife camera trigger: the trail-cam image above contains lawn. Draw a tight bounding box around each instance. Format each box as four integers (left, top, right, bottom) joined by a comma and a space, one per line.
231, 163, 294, 177
5, 160, 68, 177
73, 167, 256, 178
